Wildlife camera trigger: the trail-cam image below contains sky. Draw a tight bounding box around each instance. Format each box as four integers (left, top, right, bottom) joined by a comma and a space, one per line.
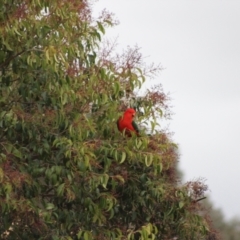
93, 0, 240, 221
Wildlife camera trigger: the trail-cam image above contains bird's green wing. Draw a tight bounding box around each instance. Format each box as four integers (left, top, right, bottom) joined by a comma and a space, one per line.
132, 121, 139, 133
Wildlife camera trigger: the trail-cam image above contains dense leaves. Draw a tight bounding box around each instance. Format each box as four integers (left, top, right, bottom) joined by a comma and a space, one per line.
0, 0, 218, 239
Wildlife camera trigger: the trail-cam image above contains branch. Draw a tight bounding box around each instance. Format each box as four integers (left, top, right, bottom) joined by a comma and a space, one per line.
0, 49, 26, 69
195, 196, 207, 203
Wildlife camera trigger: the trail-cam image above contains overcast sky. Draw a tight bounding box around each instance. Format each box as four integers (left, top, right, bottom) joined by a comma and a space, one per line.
93, 0, 240, 221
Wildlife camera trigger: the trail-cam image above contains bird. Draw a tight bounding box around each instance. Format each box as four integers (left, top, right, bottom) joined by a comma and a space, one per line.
117, 108, 140, 137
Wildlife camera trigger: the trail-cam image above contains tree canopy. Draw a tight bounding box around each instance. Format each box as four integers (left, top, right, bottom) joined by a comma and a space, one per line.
203, 198, 240, 240
0, 0, 219, 239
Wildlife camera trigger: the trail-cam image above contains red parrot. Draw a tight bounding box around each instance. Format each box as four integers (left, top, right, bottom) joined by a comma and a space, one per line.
117, 108, 140, 137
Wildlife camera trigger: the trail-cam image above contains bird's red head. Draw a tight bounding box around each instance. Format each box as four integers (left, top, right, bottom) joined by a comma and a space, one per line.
124, 108, 136, 119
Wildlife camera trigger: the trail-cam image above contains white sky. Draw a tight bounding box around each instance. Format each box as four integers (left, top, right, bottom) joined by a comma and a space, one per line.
93, 0, 240, 221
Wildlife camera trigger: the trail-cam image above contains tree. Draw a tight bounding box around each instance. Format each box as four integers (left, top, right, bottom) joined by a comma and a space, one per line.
0, 0, 218, 239
203, 198, 240, 240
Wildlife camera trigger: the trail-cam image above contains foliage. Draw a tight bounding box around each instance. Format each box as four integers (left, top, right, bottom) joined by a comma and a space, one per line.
203, 198, 240, 240
0, 0, 218, 239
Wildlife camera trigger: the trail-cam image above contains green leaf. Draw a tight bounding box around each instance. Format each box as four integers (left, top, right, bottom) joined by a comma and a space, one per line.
57, 183, 65, 196
3, 39, 13, 51
84, 231, 90, 240
145, 154, 153, 167
101, 174, 109, 189
156, 162, 163, 173
120, 152, 126, 164
179, 201, 185, 209
12, 148, 22, 159
141, 228, 148, 239
115, 174, 125, 184
46, 203, 55, 210
97, 21, 105, 34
